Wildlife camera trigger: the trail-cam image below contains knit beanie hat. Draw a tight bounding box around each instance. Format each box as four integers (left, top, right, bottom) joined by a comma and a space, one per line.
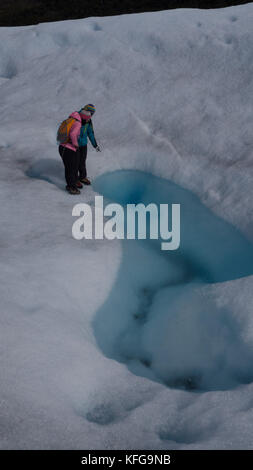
81, 104, 96, 115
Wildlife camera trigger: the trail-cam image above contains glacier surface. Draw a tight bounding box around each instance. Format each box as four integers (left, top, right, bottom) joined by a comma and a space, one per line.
0, 4, 253, 449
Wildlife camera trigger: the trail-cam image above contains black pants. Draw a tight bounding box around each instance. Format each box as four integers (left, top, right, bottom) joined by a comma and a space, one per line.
59, 145, 87, 187
79, 146, 88, 179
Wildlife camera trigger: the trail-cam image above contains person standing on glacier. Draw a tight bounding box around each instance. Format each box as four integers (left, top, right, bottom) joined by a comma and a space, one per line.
58, 104, 101, 195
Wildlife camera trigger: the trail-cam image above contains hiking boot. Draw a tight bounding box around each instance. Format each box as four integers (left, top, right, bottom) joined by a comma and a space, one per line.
66, 185, 81, 195
79, 177, 91, 185
76, 181, 83, 189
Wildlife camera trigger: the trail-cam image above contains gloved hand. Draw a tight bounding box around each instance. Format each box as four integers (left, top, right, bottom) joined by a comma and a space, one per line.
96, 146, 101, 152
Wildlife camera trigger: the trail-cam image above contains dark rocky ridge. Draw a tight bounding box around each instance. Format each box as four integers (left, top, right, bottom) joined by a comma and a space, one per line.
0, 0, 251, 27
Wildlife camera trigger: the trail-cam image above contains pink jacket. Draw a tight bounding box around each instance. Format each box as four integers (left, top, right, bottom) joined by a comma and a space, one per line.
61, 111, 81, 152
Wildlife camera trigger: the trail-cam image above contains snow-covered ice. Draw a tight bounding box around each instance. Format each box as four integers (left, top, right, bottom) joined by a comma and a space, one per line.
0, 3, 253, 449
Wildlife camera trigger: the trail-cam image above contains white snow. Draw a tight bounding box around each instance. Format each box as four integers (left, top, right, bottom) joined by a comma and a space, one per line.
0, 3, 253, 449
